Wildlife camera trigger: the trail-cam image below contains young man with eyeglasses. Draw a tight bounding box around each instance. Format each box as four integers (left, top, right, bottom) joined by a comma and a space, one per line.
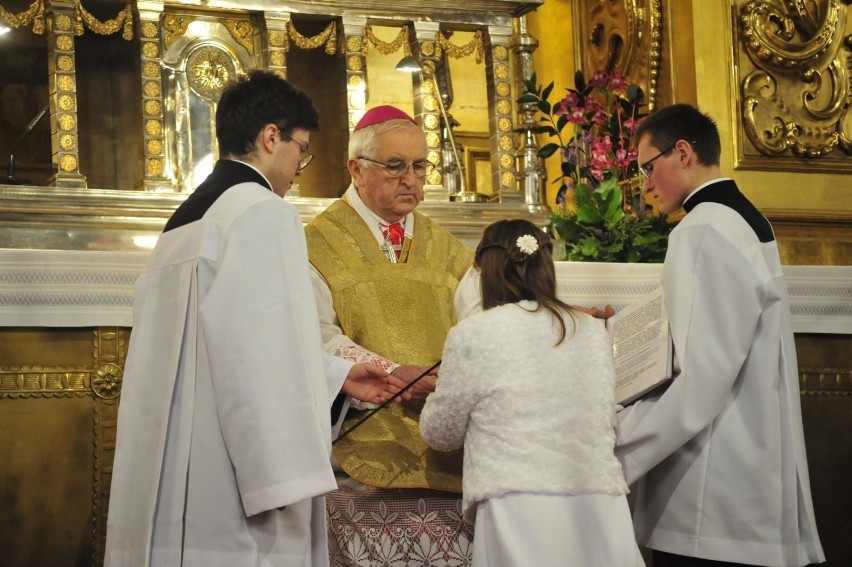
305, 105, 477, 565
105, 71, 402, 567
615, 104, 824, 567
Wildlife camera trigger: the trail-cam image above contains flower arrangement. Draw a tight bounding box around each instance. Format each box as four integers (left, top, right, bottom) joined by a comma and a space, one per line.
519, 70, 671, 262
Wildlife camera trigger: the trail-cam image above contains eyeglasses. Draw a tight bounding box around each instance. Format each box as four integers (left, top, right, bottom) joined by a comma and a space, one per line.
639, 144, 675, 179
278, 129, 314, 171
358, 156, 435, 179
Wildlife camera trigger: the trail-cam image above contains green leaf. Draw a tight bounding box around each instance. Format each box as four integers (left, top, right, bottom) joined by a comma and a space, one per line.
579, 237, 600, 257
574, 70, 586, 92
537, 100, 552, 115
538, 143, 560, 159
517, 93, 539, 104
541, 82, 555, 102
556, 114, 568, 132
576, 204, 604, 223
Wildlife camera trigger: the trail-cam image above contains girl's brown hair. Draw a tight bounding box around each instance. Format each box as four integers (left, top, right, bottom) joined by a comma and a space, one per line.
475, 219, 578, 344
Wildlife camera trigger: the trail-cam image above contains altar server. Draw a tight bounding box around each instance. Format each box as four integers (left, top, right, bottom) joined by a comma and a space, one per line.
616, 104, 824, 566
420, 219, 644, 567
104, 70, 400, 567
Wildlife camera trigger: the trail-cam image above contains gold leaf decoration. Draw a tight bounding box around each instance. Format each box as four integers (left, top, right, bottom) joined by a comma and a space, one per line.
365, 25, 411, 56
288, 20, 337, 55
163, 15, 191, 50
186, 45, 236, 101
92, 363, 122, 399
438, 30, 484, 63
74, 3, 133, 40
57, 75, 74, 91
220, 18, 254, 55
59, 134, 76, 150
0, 0, 46, 34
58, 114, 76, 131
60, 154, 77, 172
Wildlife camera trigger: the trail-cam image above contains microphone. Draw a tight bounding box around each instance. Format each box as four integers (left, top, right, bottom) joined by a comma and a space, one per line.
5, 104, 49, 186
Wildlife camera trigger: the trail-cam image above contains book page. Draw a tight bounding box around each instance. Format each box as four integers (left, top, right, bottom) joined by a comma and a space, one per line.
606, 287, 672, 404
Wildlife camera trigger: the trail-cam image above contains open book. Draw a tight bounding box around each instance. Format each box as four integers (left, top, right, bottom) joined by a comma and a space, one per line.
606, 287, 673, 405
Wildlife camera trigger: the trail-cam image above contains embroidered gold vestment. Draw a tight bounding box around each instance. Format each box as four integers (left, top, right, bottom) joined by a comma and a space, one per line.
306, 199, 473, 492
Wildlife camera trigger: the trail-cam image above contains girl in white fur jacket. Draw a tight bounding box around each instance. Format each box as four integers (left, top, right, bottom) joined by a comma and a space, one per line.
420, 219, 644, 567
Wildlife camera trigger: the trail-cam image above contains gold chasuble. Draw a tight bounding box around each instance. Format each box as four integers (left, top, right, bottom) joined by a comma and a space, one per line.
306, 199, 473, 492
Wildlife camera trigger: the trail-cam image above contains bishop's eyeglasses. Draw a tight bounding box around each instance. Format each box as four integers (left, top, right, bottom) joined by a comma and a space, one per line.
358, 156, 435, 179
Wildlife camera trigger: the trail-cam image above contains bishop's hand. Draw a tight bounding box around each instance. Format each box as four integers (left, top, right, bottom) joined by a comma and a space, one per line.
342, 362, 410, 404
391, 364, 438, 403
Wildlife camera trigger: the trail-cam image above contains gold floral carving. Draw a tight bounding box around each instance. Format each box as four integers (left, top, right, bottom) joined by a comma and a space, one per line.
55, 13, 71, 31
437, 30, 484, 63
56, 54, 73, 72
493, 45, 508, 61
736, 0, 851, 169
424, 114, 439, 129
58, 114, 76, 131
220, 18, 255, 55
499, 135, 513, 151
427, 170, 442, 185
147, 139, 163, 155
59, 134, 75, 150
347, 55, 363, 72
497, 117, 512, 132
57, 75, 73, 91
421, 41, 436, 57
269, 30, 287, 48
186, 45, 235, 101
496, 82, 510, 97
163, 15, 191, 50
365, 25, 411, 56
58, 94, 75, 111
423, 95, 438, 112
0, 0, 46, 34
92, 363, 122, 399
500, 153, 514, 168
288, 20, 337, 55
141, 21, 157, 39
427, 150, 441, 164
60, 154, 77, 172
426, 131, 441, 148
143, 80, 160, 98
572, 0, 663, 110
145, 119, 162, 136
147, 158, 163, 175
501, 171, 516, 188
494, 63, 509, 80
496, 99, 511, 115
142, 41, 159, 59
143, 61, 159, 78
144, 99, 161, 116
55, 34, 72, 51
348, 75, 362, 87
269, 51, 286, 67
346, 35, 363, 53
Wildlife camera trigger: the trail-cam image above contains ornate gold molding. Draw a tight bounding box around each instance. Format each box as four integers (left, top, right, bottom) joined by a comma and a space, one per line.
0, 1, 132, 38
365, 24, 411, 56
289, 19, 337, 54
571, 0, 663, 111
800, 367, 852, 396
734, 0, 851, 172
220, 17, 255, 55
438, 29, 484, 63
0, 0, 46, 33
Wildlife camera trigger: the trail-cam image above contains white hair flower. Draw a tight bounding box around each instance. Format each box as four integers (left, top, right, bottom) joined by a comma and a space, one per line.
516, 234, 539, 256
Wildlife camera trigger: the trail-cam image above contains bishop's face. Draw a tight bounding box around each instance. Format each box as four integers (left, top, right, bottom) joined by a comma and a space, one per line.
637, 135, 690, 215
350, 124, 427, 223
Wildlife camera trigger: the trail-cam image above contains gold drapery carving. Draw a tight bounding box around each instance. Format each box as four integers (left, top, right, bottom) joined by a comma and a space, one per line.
365, 24, 411, 56
287, 20, 337, 54
737, 0, 851, 168
0, 0, 45, 33
0, 1, 132, 39
437, 29, 484, 63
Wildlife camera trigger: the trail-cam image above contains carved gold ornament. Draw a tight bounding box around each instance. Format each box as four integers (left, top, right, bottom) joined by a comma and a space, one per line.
500, 154, 514, 168
427, 150, 441, 165
423, 95, 438, 112
496, 82, 510, 97
57, 75, 74, 92
60, 154, 77, 172
0, 0, 46, 34
58, 114, 76, 131
147, 139, 163, 155
497, 117, 512, 132
187, 46, 236, 101
144, 100, 161, 116
141, 21, 157, 38
365, 25, 411, 56
58, 94, 75, 111
147, 158, 163, 176
347, 56, 363, 72
499, 135, 513, 151
269, 51, 286, 67
348, 75, 362, 87
438, 30, 484, 63
145, 119, 163, 136
142, 42, 159, 59
92, 363, 122, 399
501, 171, 516, 188
143, 80, 160, 98
421, 41, 436, 57
424, 114, 439, 129
493, 45, 508, 61
269, 30, 287, 48
55, 13, 72, 31
163, 15, 191, 50
495, 63, 509, 80
56, 35, 72, 51
426, 132, 441, 148
220, 18, 254, 55
736, 0, 851, 168
143, 61, 159, 79
59, 134, 76, 150
74, 3, 133, 40
427, 170, 442, 185
346, 36, 362, 53
496, 99, 511, 115
288, 20, 337, 55
57, 55, 74, 72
